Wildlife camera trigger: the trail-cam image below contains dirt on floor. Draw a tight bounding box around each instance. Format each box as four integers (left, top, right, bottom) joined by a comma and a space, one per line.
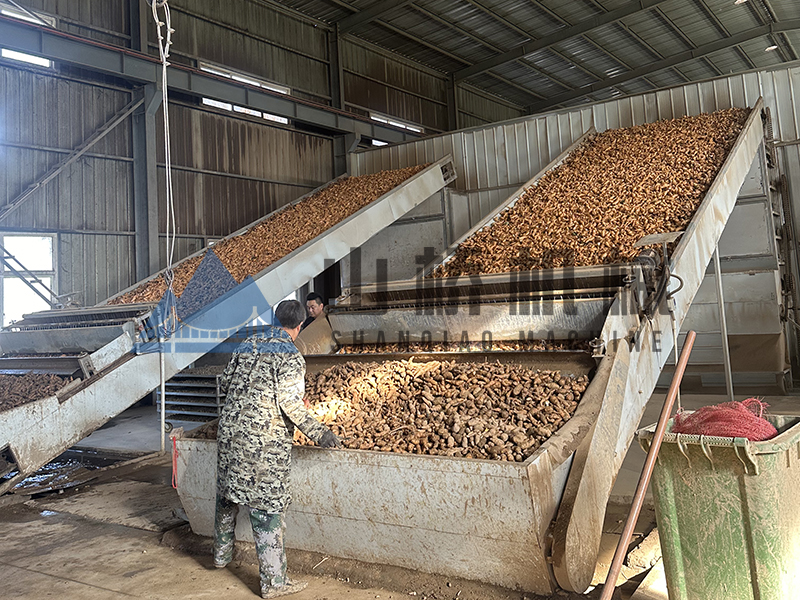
0, 455, 655, 600
161, 524, 602, 600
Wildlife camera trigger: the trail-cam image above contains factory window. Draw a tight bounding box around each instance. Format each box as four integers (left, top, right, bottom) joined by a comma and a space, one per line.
0, 235, 56, 326
198, 62, 290, 96
369, 112, 424, 134
201, 98, 289, 125
198, 62, 290, 124
0, 3, 56, 69
202, 98, 233, 112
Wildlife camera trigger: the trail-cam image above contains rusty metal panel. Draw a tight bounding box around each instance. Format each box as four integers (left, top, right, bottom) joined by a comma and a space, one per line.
167, 0, 329, 99
0, 66, 134, 234
160, 103, 333, 237
22, 0, 128, 41
163, 104, 332, 183
58, 233, 135, 307
341, 39, 448, 132
159, 169, 320, 240
342, 39, 447, 103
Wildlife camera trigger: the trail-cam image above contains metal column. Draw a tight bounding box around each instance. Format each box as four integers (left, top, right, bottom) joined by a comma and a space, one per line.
328, 25, 345, 110
129, 0, 149, 52
713, 247, 735, 400
446, 74, 459, 131
333, 133, 360, 177
132, 84, 163, 280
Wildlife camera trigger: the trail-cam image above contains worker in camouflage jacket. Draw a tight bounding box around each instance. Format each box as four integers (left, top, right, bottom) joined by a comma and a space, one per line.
213, 299, 341, 599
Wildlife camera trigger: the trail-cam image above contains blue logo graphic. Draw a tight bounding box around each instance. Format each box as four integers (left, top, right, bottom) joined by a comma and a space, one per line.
135, 251, 274, 355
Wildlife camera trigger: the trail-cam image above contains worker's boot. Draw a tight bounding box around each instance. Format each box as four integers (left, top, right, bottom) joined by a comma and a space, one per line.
261, 579, 308, 599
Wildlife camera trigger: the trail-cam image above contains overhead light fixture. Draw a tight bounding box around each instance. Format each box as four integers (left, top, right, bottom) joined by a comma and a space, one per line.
765, 45, 779, 52
734, 0, 748, 4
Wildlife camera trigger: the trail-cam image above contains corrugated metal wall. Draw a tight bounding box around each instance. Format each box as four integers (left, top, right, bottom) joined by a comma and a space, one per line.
0, 60, 336, 305
457, 86, 525, 128
0, 66, 136, 305
8, 1, 529, 132
0, 0, 536, 306
18, 0, 129, 44
341, 39, 449, 132
153, 1, 526, 131
166, 1, 331, 104
159, 103, 333, 238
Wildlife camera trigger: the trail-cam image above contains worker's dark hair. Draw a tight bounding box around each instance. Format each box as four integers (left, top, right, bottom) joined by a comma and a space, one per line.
306, 292, 324, 305
275, 300, 306, 329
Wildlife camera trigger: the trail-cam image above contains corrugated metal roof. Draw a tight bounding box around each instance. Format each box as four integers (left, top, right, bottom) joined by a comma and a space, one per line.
671, 59, 721, 82
476, 0, 566, 38
535, 0, 601, 25
278, 0, 348, 22
645, 69, 687, 88
275, 0, 800, 113
554, 35, 630, 79
705, 0, 762, 34
517, 47, 598, 88
706, 47, 756, 74
773, 0, 800, 20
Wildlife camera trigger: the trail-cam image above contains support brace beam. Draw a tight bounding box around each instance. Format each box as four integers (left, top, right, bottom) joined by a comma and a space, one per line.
0, 97, 144, 223
337, 0, 415, 34
333, 133, 360, 177
133, 84, 162, 280
0, 16, 415, 144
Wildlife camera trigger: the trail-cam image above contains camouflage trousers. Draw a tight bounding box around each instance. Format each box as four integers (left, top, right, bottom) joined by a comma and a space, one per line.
213, 494, 287, 589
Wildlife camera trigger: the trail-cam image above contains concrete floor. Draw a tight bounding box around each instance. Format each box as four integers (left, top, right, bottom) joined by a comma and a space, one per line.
77, 405, 203, 455
2, 391, 797, 599
0, 456, 593, 600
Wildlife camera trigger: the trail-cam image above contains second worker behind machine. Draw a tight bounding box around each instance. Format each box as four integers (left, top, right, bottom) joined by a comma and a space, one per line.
300, 292, 325, 331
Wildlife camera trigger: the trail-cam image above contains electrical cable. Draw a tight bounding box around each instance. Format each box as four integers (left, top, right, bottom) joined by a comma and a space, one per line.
150, 0, 176, 453
150, 0, 178, 337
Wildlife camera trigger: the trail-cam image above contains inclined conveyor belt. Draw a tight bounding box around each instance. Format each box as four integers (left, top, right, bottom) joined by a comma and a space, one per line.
0, 157, 456, 494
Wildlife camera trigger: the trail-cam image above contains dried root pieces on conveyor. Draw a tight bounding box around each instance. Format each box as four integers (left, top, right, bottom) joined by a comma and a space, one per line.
296, 359, 589, 462
335, 339, 591, 354
109, 165, 428, 305
432, 108, 750, 277
0, 372, 74, 413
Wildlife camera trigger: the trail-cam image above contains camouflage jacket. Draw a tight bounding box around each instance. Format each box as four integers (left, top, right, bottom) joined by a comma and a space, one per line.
216, 326, 328, 513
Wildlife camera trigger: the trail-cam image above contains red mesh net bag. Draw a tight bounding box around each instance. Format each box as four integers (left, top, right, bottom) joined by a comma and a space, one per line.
672, 398, 777, 441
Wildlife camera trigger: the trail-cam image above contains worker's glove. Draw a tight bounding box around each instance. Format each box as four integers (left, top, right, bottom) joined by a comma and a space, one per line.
318, 430, 342, 449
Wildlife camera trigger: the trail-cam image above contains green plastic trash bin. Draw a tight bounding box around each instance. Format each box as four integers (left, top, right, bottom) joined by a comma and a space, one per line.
637, 414, 800, 600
